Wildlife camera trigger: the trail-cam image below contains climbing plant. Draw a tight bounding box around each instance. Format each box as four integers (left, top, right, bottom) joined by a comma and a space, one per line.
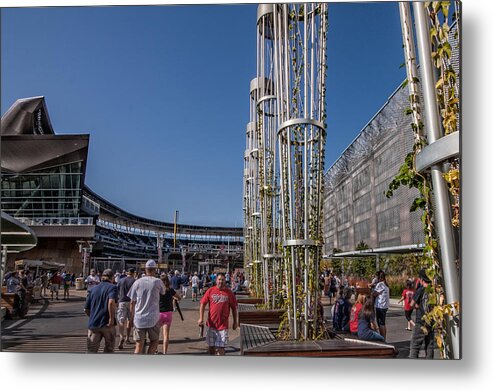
388, 1, 460, 358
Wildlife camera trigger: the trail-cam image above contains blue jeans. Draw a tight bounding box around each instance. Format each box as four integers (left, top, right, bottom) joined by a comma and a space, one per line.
358, 329, 385, 342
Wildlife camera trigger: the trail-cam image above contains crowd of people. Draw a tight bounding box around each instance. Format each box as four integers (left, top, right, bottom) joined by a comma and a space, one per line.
3, 269, 77, 317
321, 268, 435, 358
83, 261, 239, 355
3, 262, 434, 358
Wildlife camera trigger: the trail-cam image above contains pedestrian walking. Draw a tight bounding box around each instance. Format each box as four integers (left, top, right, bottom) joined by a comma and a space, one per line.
191, 272, 200, 301
40, 272, 49, 296
158, 274, 181, 354
372, 270, 390, 340
198, 272, 238, 356
6, 271, 21, 317
85, 269, 100, 293
171, 270, 181, 291
181, 272, 190, 299
128, 259, 166, 354
63, 271, 72, 300
84, 269, 118, 353
17, 270, 29, 316
50, 271, 63, 301
397, 279, 416, 331
328, 272, 338, 305
409, 269, 435, 359
116, 268, 136, 349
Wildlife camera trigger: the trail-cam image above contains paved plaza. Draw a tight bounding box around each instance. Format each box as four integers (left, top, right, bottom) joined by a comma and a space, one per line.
1, 287, 429, 358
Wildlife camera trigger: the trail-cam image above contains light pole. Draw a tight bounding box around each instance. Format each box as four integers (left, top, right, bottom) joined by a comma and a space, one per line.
77, 240, 96, 277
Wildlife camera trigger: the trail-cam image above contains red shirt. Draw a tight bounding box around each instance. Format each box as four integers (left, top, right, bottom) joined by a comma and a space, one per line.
51, 275, 63, 285
401, 288, 415, 311
349, 302, 363, 333
200, 286, 237, 330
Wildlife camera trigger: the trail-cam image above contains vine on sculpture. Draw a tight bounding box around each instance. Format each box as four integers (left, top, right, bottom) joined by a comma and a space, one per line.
243, 3, 328, 341
390, 1, 460, 358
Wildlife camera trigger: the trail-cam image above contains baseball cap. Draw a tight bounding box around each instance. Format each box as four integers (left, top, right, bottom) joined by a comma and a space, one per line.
146, 259, 157, 268
102, 269, 114, 278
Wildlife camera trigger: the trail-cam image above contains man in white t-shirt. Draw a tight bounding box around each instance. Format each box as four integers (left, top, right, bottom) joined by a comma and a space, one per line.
85, 269, 100, 293
191, 272, 200, 302
128, 259, 165, 354
373, 270, 390, 340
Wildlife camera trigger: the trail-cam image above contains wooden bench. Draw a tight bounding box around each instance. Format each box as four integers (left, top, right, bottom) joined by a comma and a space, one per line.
236, 297, 264, 304
243, 338, 397, 357
240, 323, 277, 354
238, 308, 284, 325
238, 303, 256, 312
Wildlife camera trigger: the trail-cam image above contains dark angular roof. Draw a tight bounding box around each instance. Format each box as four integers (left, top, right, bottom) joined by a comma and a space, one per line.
1, 96, 55, 135
1, 96, 89, 175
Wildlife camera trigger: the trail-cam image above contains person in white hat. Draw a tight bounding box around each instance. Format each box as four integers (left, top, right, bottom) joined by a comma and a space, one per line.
127, 259, 165, 354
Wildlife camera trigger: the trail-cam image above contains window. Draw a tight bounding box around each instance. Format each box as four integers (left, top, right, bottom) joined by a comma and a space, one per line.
337, 205, 351, 226
338, 228, 350, 249
353, 166, 370, 193
377, 206, 400, 237
375, 146, 399, 178
353, 192, 371, 216
1, 161, 83, 218
354, 219, 370, 244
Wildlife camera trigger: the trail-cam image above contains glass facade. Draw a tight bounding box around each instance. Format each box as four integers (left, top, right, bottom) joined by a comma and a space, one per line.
1, 161, 83, 218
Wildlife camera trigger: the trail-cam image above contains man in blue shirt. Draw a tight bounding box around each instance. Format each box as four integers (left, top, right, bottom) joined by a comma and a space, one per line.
85, 269, 118, 353
171, 270, 182, 291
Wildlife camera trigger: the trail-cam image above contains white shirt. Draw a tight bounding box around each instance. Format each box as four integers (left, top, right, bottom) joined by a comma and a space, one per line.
375, 281, 390, 309
191, 275, 199, 287
128, 276, 165, 329
85, 275, 100, 291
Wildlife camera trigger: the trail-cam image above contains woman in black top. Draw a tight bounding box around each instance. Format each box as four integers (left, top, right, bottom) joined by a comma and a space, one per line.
159, 274, 181, 354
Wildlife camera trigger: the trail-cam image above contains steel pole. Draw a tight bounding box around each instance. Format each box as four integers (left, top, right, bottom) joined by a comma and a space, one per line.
413, 2, 460, 359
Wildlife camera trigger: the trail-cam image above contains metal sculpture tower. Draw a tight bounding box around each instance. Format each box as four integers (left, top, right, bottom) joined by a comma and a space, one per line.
256, 4, 280, 309
273, 3, 328, 340
244, 3, 328, 340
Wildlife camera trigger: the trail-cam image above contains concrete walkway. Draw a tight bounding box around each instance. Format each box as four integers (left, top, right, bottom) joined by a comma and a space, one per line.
1, 287, 439, 358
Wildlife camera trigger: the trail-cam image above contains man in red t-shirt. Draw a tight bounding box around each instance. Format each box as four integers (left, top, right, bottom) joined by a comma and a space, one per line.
198, 272, 238, 355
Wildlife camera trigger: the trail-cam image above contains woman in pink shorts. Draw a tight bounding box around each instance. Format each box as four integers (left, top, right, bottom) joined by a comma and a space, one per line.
159, 274, 181, 354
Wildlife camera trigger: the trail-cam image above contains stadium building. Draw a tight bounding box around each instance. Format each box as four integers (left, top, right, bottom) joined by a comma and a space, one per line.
1, 97, 243, 275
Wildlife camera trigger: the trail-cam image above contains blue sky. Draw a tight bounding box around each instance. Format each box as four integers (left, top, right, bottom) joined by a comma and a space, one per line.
1, 2, 405, 226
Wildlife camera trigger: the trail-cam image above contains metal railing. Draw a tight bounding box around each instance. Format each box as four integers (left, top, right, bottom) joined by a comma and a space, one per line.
17, 217, 94, 226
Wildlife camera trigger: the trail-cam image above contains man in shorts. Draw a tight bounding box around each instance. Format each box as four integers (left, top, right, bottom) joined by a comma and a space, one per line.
191, 272, 199, 302
116, 268, 136, 349
198, 272, 238, 356
50, 271, 63, 301
128, 260, 165, 354
62, 271, 72, 300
